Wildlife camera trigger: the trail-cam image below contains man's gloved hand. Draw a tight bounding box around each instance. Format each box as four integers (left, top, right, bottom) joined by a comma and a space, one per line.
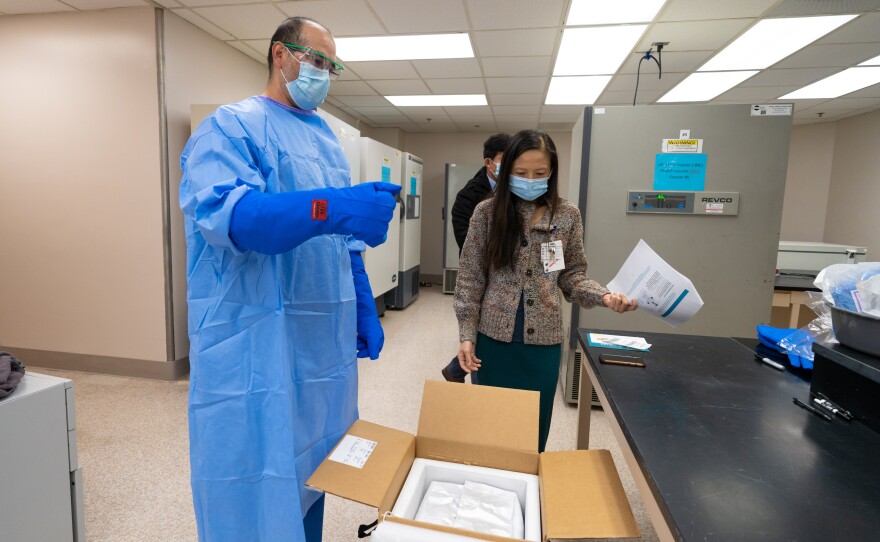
229, 182, 401, 255
350, 251, 383, 360
327, 182, 401, 248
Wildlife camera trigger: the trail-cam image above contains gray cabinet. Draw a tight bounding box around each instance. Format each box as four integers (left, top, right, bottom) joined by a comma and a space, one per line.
0, 372, 85, 541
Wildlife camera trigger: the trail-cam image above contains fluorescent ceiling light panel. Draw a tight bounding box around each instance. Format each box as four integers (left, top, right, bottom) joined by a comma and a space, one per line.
659, 71, 759, 102
553, 25, 648, 76
335, 34, 473, 62
545, 76, 613, 105
386, 95, 487, 106
780, 66, 880, 99
566, 0, 666, 25
859, 54, 880, 66
699, 15, 857, 72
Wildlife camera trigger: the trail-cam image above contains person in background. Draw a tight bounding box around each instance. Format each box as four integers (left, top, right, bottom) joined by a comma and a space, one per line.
454, 129, 637, 452
441, 132, 511, 383
179, 16, 400, 542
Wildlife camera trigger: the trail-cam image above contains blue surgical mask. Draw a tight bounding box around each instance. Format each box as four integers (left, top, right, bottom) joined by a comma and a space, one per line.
281, 50, 331, 110
509, 175, 549, 201
494, 161, 501, 177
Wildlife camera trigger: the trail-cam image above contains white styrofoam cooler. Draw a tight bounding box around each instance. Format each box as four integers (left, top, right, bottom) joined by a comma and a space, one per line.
777, 241, 867, 272
372, 458, 541, 542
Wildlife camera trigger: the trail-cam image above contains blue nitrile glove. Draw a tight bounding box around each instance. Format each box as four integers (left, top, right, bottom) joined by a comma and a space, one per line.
351, 250, 383, 359
230, 182, 402, 254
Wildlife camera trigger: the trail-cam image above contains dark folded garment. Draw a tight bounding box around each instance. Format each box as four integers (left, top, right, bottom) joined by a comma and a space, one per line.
0, 351, 26, 399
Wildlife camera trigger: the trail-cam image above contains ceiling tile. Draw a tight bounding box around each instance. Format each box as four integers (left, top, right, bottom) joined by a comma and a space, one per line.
242, 39, 271, 56
482, 56, 552, 77
715, 85, 798, 101
368, 79, 431, 95
412, 58, 483, 79
659, 0, 778, 22
474, 28, 559, 57
355, 106, 403, 116
817, 12, 880, 44
496, 119, 540, 130
739, 67, 841, 87
843, 82, 880, 97
225, 40, 266, 63
541, 104, 589, 115
329, 81, 380, 96
449, 114, 496, 123
425, 78, 486, 94
538, 114, 581, 123
617, 50, 712, 75
605, 72, 688, 93
368, 0, 469, 33
803, 96, 880, 110
466, 0, 564, 30
773, 43, 880, 69
486, 77, 548, 94
365, 115, 412, 123
0, 0, 73, 13
193, 3, 285, 40
343, 61, 419, 79
153, 0, 181, 7
172, 9, 235, 41
637, 19, 753, 53
442, 105, 492, 116
397, 106, 449, 117
62, 0, 146, 8
492, 105, 541, 116
179, 0, 263, 6
600, 89, 664, 105
765, 0, 880, 17
276, 1, 385, 36
489, 93, 543, 105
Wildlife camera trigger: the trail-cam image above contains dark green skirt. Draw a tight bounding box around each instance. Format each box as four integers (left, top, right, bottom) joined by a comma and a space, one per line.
474, 333, 561, 452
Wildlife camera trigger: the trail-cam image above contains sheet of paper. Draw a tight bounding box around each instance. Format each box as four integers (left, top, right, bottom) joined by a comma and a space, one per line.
587, 333, 651, 351
328, 435, 377, 469
607, 240, 703, 327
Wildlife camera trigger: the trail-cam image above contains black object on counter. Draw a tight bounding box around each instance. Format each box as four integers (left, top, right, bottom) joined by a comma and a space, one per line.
812, 342, 880, 435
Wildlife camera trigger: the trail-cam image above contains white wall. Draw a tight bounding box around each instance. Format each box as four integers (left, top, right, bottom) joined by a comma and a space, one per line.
162, 10, 269, 360
823, 108, 880, 261
0, 8, 168, 361
780, 123, 837, 241
403, 130, 572, 278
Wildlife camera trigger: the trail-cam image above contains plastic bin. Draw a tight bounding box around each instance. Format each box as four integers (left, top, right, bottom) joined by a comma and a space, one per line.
828, 303, 880, 357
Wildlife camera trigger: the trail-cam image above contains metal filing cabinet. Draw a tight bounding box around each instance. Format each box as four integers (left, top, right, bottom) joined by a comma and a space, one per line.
0, 372, 85, 541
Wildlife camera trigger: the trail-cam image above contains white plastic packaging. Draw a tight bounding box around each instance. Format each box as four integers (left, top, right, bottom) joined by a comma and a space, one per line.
453, 481, 523, 539
415, 481, 463, 528
857, 274, 880, 317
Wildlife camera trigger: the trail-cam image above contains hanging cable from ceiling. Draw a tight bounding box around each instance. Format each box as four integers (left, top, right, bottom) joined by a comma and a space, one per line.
633, 42, 667, 106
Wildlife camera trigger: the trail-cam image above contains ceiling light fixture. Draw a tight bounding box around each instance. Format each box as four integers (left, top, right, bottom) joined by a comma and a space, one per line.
545, 76, 613, 105
698, 15, 857, 72
780, 66, 880, 99
658, 71, 759, 102
335, 33, 473, 62
566, 0, 666, 25
554, 25, 649, 76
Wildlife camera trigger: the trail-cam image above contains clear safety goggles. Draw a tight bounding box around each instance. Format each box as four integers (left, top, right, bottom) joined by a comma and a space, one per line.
275, 41, 344, 81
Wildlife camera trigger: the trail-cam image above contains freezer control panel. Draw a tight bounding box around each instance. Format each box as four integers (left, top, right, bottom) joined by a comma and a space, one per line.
627, 191, 739, 216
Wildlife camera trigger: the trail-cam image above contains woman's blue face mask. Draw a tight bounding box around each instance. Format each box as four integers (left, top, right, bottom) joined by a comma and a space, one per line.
509, 175, 549, 201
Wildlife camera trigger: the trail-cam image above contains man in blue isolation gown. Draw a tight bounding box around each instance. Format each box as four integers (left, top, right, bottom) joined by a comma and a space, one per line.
179, 16, 400, 542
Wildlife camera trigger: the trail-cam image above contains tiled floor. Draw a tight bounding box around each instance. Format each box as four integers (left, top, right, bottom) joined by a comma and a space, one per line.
36, 286, 658, 541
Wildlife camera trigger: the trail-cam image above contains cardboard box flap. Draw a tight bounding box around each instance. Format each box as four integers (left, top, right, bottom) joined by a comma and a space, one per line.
306, 420, 415, 511
540, 450, 640, 540
417, 381, 539, 471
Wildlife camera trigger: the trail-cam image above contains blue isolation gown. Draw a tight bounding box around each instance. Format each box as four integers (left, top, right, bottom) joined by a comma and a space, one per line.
180, 96, 359, 541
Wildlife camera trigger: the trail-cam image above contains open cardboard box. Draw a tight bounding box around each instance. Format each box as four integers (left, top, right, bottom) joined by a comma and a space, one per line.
307, 381, 639, 541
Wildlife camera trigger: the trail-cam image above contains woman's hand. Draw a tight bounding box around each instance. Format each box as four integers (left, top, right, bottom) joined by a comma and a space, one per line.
603, 292, 638, 313
458, 341, 482, 374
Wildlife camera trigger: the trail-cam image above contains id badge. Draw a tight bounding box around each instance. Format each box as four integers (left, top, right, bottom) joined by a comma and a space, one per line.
541, 240, 565, 273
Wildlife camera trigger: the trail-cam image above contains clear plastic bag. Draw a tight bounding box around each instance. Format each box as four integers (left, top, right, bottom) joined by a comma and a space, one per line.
453, 481, 523, 539
414, 481, 463, 528
778, 291, 837, 368
814, 262, 880, 312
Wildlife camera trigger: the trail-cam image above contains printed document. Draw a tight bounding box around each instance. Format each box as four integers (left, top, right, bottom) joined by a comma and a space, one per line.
607, 240, 703, 327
